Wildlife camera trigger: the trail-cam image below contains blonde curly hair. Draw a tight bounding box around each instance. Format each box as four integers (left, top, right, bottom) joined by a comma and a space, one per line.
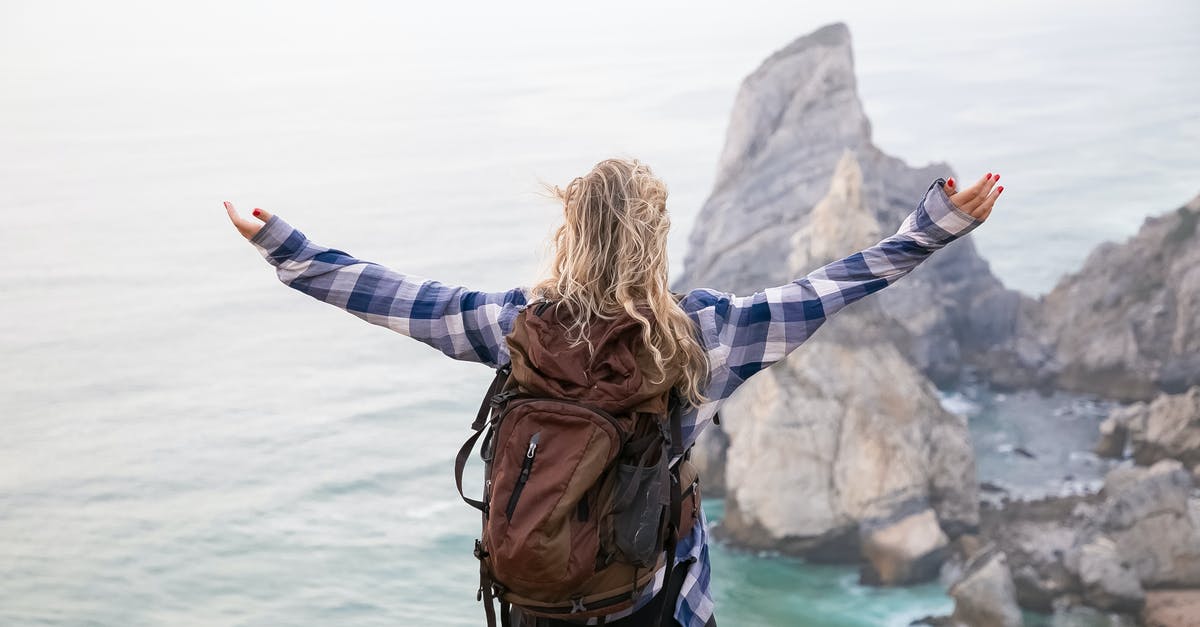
530, 157, 710, 409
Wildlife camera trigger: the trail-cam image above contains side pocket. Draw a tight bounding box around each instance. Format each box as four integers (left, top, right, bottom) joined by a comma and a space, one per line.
609, 441, 670, 567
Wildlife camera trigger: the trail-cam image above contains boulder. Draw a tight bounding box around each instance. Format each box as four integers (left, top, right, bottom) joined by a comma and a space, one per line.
1128, 386, 1200, 471
1047, 599, 1138, 626
949, 548, 1024, 627
1093, 460, 1200, 587
860, 507, 950, 585
1095, 403, 1141, 459
1072, 537, 1144, 612
978, 496, 1095, 611
1141, 589, 1200, 627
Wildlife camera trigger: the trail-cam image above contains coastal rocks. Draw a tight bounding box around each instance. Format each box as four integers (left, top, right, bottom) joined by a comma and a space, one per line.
859, 507, 950, 585
1071, 538, 1144, 612
1088, 460, 1200, 587
671, 21, 1022, 390
949, 548, 1024, 627
978, 461, 1200, 621
1025, 193, 1200, 402
711, 152, 978, 570
1096, 386, 1200, 471
1095, 405, 1136, 459
979, 495, 1097, 611
1141, 590, 1200, 627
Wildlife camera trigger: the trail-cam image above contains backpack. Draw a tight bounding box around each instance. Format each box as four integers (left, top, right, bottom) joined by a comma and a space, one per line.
454, 296, 703, 627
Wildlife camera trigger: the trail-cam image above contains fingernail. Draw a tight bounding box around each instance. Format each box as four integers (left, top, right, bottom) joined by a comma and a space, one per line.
997, 186, 1004, 193
948, 178, 955, 187
993, 174, 1000, 182
252, 209, 260, 216
986, 173, 992, 180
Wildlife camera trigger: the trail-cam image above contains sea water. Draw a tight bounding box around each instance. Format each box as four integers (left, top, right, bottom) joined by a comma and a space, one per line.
2, 1, 1197, 625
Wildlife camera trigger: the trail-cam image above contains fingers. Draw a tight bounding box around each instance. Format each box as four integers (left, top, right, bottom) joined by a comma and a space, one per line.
224, 201, 269, 240
954, 173, 998, 216
962, 173, 999, 215
977, 184, 1003, 221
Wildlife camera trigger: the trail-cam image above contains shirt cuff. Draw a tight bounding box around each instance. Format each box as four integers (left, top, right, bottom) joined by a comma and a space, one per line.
923, 177, 985, 242
248, 214, 298, 259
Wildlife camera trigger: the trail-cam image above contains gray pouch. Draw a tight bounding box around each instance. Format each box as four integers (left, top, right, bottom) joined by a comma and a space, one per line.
609, 438, 670, 567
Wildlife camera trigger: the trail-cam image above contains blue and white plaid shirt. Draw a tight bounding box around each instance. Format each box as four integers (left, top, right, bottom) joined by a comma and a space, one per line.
248, 177, 982, 627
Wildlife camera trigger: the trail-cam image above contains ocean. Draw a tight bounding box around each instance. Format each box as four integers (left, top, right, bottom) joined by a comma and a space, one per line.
2, 1, 1197, 625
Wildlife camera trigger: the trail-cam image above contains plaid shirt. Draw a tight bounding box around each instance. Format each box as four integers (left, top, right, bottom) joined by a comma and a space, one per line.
248, 177, 982, 627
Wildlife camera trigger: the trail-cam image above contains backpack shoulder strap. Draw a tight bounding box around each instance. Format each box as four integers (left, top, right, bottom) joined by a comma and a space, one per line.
454, 363, 512, 511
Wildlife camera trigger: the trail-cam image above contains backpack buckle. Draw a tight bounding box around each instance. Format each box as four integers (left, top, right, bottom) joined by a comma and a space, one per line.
474, 539, 489, 561
491, 390, 518, 408
569, 597, 586, 614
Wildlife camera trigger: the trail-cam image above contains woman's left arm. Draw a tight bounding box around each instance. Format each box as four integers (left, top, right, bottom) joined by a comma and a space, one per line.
679, 173, 1002, 401
227, 203, 527, 368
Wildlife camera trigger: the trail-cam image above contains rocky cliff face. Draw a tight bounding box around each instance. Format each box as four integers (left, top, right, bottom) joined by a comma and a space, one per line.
674, 22, 1026, 389
710, 153, 978, 580
1020, 194, 1200, 402
671, 22, 996, 574
670, 18, 1200, 614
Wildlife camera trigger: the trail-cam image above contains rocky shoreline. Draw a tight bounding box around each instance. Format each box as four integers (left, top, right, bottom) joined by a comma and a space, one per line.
674, 21, 1200, 626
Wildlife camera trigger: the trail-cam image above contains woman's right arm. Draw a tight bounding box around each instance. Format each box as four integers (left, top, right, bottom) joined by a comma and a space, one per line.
227, 203, 528, 369
679, 173, 1001, 402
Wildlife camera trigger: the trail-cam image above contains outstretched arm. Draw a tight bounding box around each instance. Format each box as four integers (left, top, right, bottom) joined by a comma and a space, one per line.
225, 203, 527, 368
679, 173, 1002, 401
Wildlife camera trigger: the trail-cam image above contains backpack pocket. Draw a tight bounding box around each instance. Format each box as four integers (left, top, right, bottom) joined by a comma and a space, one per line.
598, 432, 670, 568
484, 398, 623, 597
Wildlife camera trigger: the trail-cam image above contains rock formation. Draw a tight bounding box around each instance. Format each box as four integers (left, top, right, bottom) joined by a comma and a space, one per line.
672, 20, 999, 583
1097, 386, 1200, 472
672, 22, 1023, 388
948, 548, 1024, 627
669, 16, 1200, 621
1003, 193, 1200, 402
703, 152, 978, 582
977, 461, 1200, 621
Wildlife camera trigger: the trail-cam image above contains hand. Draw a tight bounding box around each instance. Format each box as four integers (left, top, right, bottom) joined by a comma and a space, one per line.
224, 201, 274, 241
943, 172, 1003, 221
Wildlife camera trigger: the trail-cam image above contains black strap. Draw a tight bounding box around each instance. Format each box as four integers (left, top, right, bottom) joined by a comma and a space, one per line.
654, 556, 696, 627
455, 429, 487, 511
668, 388, 684, 460
499, 599, 512, 627
456, 365, 513, 511
474, 363, 512, 430
656, 395, 687, 627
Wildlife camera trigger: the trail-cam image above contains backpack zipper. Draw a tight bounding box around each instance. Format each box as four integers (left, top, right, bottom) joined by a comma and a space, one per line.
505, 431, 540, 520
501, 396, 627, 440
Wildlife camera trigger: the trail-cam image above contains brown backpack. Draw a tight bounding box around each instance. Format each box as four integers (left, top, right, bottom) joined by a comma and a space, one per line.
454, 297, 702, 626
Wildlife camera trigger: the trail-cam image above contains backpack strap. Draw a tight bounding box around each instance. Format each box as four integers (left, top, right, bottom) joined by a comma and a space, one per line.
654, 387, 689, 627
455, 363, 512, 511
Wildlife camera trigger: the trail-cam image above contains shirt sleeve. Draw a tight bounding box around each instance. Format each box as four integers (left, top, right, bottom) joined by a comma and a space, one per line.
248, 214, 528, 368
679, 177, 984, 401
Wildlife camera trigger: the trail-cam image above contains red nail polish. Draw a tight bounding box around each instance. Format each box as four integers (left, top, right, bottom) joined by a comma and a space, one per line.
948, 178, 955, 186
986, 173, 992, 180
252, 209, 260, 216
997, 186, 1004, 193
993, 174, 1000, 182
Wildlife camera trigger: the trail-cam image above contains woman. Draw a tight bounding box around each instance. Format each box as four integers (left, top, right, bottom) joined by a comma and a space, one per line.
224, 158, 1002, 627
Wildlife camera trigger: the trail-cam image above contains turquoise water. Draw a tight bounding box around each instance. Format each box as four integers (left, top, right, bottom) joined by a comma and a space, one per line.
2, 1, 1198, 625
705, 501, 953, 627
